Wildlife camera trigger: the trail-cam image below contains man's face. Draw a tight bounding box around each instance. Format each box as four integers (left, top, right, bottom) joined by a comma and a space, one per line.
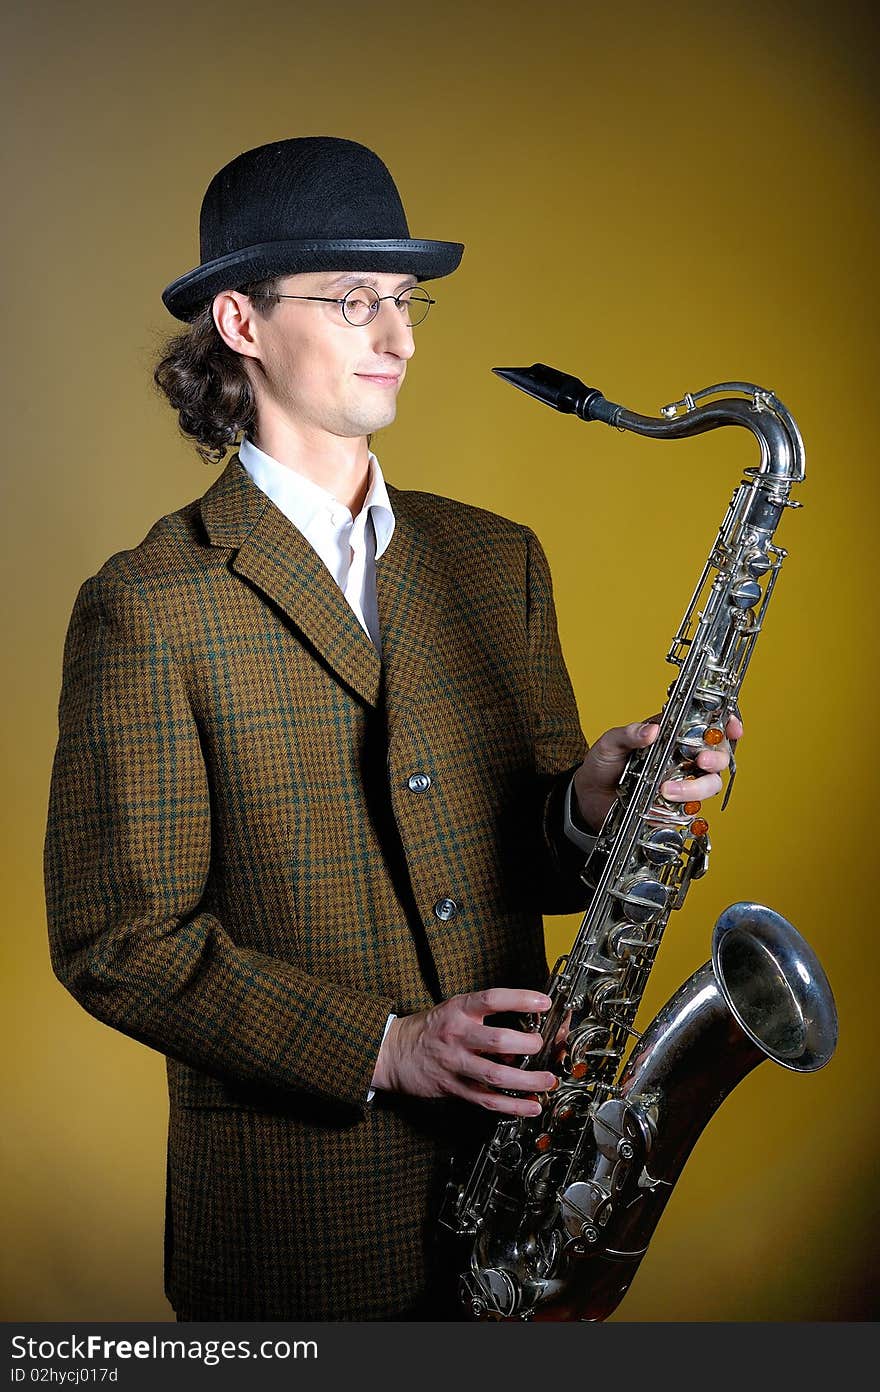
242, 268, 418, 442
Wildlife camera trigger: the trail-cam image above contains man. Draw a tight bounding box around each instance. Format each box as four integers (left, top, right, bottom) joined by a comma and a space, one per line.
44, 137, 739, 1321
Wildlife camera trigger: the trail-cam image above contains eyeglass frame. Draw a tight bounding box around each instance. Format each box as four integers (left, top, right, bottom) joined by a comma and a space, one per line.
268, 284, 436, 327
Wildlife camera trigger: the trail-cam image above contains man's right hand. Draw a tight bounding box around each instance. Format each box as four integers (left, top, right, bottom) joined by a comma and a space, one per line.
370, 988, 557, 1117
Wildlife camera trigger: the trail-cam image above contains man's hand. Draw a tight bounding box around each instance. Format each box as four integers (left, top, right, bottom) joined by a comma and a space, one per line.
370, 988, 557, 1117
573, 712, 744, 834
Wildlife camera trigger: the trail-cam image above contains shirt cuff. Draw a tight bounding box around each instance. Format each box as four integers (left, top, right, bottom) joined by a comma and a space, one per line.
366, 1011, 398, 1103
563, 772, 599, 854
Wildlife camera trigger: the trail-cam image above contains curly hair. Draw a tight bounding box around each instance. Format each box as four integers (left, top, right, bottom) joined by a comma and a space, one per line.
152, 276, 283, 465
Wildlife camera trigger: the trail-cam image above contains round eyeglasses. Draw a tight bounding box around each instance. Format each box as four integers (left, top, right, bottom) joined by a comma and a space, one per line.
271, 285, 435, 327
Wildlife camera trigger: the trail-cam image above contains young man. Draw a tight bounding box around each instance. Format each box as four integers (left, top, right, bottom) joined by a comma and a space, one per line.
44, 137, 738, 1321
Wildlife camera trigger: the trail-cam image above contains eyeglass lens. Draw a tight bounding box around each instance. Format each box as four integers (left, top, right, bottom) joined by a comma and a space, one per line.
342, 287, 432, 327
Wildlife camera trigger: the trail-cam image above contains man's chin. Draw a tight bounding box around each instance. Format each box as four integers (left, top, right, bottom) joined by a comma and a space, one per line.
331, 399, 398, 439
356, 407, 398, 435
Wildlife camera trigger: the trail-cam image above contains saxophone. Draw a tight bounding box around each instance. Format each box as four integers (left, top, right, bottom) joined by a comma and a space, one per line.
440, 365, 838, 1321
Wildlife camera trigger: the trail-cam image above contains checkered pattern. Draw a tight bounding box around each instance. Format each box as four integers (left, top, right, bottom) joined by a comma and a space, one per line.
44, 453, 591, 1319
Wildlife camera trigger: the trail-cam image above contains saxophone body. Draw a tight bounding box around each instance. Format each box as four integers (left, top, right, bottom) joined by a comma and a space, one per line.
440, 367, 838, 1321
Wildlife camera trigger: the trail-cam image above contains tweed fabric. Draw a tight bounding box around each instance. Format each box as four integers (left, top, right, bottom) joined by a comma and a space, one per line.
44, 453, 592, 1319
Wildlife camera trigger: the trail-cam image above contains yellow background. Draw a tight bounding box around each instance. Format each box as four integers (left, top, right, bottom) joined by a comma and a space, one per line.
3, 0, 876, 1321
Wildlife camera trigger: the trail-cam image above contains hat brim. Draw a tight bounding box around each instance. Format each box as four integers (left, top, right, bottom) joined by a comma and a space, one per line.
161, 238, 465, 322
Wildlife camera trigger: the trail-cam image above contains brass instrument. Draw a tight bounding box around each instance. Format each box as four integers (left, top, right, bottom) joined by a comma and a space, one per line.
440, 365, 838, 1321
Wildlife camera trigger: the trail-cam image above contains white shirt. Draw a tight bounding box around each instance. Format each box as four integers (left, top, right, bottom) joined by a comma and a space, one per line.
238, 434, 395, 653
237, 435, 596, 1097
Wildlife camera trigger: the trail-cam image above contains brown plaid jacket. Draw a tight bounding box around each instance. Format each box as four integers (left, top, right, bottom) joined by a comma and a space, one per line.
44, 451, 591, 1320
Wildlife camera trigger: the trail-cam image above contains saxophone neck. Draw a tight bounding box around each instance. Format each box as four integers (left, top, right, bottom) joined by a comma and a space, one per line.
492, 365, 806, 485
621, 381, 806, 486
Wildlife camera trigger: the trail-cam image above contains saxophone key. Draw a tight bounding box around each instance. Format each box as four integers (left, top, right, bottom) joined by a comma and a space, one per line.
566, 1021, 612, 1066
677, 723, 716, 760
548, 1091, 592, 1129
610, 874, 669, 922
730, 578, 762, 608
605, 922, 651, 961
637, 825, 685, 866
592, 1097, 655, 1166
560, 1180, 613, 1239
588, 977, 640, 1023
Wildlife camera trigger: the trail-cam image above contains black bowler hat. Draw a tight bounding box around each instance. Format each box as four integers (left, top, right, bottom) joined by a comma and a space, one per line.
161, 136, 465, 322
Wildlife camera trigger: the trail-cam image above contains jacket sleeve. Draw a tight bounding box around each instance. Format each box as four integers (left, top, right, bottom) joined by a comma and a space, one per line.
43, 573, 395, 1114
521, 525, 594, 914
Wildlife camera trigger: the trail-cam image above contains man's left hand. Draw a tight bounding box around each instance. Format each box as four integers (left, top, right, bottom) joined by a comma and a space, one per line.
572, 712, 744, 834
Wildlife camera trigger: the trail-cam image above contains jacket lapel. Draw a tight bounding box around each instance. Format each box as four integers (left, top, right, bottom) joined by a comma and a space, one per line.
376, 480, 447, 732
200, 452, 381, 706
199, 453, 449, 720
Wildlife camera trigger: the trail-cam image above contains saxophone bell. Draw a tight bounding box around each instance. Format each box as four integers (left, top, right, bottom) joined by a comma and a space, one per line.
709, 900, 837, 1075
524, 902, 838, 1323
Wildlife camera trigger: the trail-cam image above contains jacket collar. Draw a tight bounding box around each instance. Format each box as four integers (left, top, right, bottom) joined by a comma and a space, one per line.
199, 451, 447, 719
237, 435, 396, 558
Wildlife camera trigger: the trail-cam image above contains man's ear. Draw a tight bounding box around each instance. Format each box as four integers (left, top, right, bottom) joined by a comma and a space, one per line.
213, 289, 262, 360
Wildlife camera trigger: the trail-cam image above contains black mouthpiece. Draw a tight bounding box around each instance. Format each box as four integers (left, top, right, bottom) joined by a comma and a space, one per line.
492, 364, 616, 423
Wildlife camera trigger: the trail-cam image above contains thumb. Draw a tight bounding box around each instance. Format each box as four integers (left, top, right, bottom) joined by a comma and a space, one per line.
600, 715, 661, 761
634, 714, 662, 745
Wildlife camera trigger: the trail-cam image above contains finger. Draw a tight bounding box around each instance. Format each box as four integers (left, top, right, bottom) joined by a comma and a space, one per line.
694, 747, 731, 773
694, 715, 742, 771
593, 716, 661, 764
467, 1058, 558, 1093
470, 1025, 546, 1057
456, 1083, 544, 1118
463, 989, 552, 1018
661, 772, 723, 801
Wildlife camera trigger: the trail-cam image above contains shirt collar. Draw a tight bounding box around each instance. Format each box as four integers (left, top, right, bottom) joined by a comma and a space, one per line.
238, 435, 395, 559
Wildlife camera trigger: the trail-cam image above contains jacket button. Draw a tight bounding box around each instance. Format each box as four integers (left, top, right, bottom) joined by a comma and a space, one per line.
434, 897, 459, 922
407, 772, 432, 793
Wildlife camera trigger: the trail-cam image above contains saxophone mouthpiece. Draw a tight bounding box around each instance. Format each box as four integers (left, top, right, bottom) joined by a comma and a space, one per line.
492, 364, 617, 423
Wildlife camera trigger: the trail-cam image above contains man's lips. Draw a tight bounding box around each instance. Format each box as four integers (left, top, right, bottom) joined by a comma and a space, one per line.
356, 373, 402, 385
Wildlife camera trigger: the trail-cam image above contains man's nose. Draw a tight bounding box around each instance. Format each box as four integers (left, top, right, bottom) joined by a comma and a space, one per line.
370, 302, 416, 357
